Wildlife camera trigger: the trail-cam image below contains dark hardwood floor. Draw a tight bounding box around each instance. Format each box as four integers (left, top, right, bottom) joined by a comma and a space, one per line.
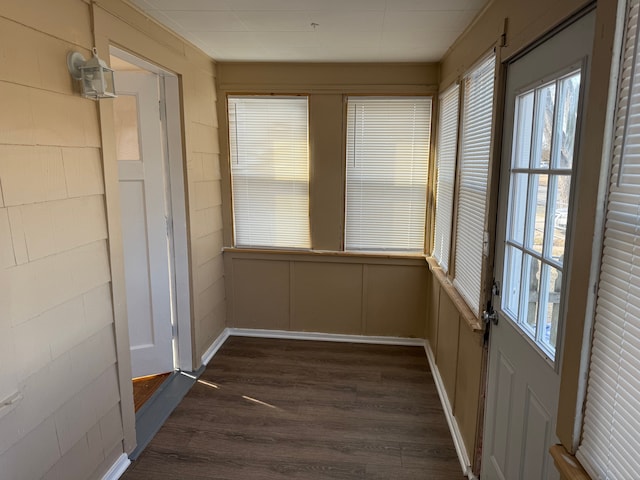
121, 337, 464, 479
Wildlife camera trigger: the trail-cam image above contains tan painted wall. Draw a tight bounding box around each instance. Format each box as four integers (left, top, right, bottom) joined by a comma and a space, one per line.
0, 2, 121, 478
227, 251, 427, 337
440, 0, 590, 90
0, 0, 225, 478
432, 0, 620, 469
217, 63, 437, 336
425, 267, 484, 467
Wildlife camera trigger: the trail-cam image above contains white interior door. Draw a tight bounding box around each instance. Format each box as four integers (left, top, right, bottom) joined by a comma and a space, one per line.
482, 12, 594, 480
114, 71, 174, 378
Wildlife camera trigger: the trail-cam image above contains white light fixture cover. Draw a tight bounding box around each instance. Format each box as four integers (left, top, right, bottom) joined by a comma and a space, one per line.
67, 48, 116, 100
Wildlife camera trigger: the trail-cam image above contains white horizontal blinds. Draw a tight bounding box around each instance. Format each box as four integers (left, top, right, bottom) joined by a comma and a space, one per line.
228, 96, 310, 249
345, 96, 432, 252
453, 53, 496, 315
432, 84, 460, 272
577, 0, 640, 477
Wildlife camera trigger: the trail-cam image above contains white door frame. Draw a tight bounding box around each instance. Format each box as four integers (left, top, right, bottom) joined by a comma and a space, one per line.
110, 46, 193, 373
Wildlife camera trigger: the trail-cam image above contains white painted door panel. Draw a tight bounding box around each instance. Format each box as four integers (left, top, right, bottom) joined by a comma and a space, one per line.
482, 12, 594, 480
485, 320, 560, 479
115, 71, 174, 378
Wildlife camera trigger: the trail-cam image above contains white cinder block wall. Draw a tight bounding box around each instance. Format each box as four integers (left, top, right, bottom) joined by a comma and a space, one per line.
0, 0, 227, 478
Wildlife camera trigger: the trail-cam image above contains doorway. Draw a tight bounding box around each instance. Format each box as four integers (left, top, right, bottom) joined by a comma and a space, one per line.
110, 47, 193, 410
481, 11, 594, 479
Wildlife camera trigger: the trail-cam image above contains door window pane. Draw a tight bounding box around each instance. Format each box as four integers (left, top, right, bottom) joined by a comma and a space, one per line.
114, 94, 141, 161
513, 91, 534, 169
546, 174, 571, 265
531, 83, 555, 169
504, 245, 523, 318
508, 173, 528, 245
552, 72, 581, 169
521, 254, 541, 335
540, 263, 562, 351
501, 69, 581, 361
525, 174, 548, 254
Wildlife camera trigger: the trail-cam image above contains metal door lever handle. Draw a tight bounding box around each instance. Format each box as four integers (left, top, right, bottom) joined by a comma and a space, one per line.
483, 309, 498, 325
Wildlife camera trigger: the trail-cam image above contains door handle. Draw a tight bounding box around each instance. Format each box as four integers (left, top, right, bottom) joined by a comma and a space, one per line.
483, 309, 498, 326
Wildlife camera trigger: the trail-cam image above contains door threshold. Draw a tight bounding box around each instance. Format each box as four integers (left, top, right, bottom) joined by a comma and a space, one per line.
130, 365, 205, 460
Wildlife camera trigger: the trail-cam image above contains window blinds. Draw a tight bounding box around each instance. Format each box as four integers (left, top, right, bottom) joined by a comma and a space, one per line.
577, 1, 640, 477
432, 84, 460, 272
228, 96, 310, 249
453, 54, 496, 315
345, 96, 432, 252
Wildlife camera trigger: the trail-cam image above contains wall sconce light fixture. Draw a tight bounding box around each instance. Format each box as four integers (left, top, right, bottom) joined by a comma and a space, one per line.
67, 47, 116, 100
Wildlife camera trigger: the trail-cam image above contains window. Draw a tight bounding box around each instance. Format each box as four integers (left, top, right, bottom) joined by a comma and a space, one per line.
501, 71, 581, 360
502, 70, 580, 359
577, 0, 640, 475
432, 84, 460, 272
228, 96, 310, 249
345, 96, 432, 253
453, 54, 496, 315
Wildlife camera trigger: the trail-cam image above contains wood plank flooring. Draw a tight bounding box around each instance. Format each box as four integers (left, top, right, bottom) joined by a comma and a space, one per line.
133, 372, 172, 412
121, 337, 464, 479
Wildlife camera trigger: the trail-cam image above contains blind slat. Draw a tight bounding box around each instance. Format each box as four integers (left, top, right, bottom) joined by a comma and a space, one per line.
345, 96, 432, 252
453, 54, 497, 315
577, 1, 640, 477
432, 84, 460, 271
228, 96, 310, 249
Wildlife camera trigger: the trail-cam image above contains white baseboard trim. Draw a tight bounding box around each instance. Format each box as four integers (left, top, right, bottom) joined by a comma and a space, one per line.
227, 328, 426, 346
101, 453, 130, 480
201, 328, 231, 366
424, 341, 477, 480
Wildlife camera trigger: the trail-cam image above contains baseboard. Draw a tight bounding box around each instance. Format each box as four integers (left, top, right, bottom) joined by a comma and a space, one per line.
424, 341, 477, 480
201, 328, 231, 366
101, 453, 130, 480
227, 328, 426, 346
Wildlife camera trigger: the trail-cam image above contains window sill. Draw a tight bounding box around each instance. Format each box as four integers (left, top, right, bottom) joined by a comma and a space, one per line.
550, 445, 591, 480
223, 247, 428, 265
425, 256, 484, 332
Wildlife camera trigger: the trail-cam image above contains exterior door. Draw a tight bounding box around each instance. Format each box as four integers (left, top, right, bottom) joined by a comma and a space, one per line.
481, 12, 594, 479
114, 71, 174, 378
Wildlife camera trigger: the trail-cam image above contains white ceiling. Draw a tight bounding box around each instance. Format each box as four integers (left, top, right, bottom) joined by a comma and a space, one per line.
130, 0, 488, 63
